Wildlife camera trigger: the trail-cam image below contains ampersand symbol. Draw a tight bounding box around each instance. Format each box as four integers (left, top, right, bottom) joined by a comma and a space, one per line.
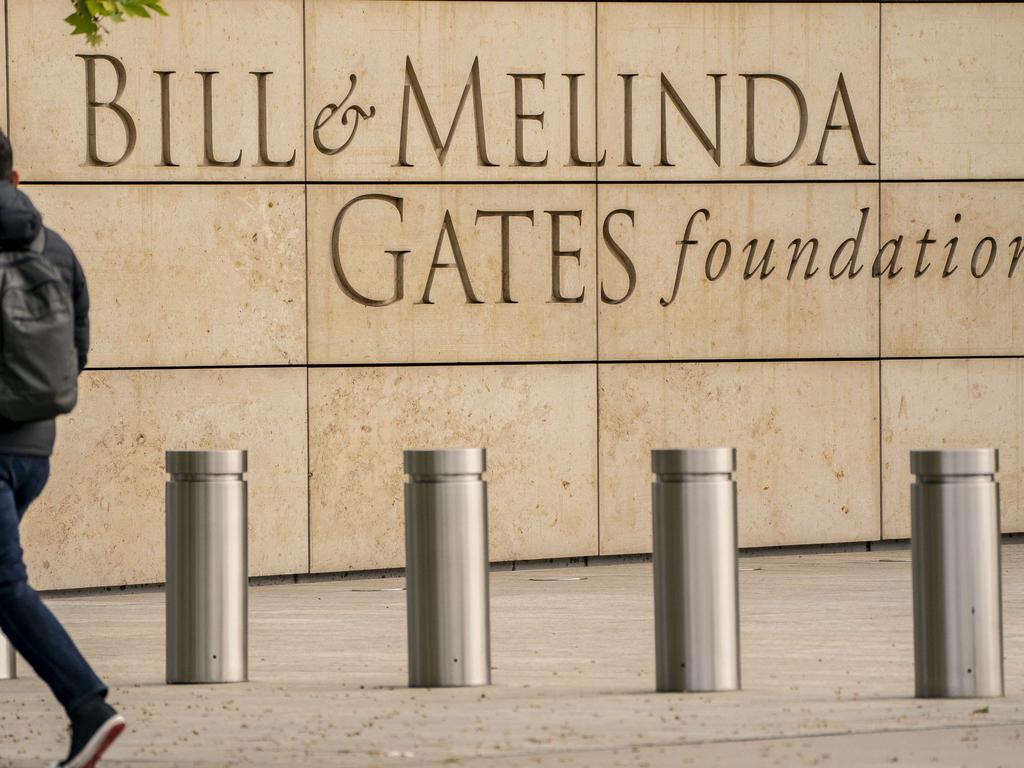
313, 74, 376, 156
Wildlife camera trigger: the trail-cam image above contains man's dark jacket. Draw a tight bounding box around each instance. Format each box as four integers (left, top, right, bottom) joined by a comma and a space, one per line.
0, 182, 89, 456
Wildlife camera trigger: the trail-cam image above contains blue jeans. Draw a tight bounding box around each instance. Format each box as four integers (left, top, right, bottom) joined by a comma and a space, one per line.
0, 454, 106, 713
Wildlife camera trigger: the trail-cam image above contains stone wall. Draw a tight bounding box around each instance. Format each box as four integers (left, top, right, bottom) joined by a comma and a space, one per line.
8, 1, 1023, 589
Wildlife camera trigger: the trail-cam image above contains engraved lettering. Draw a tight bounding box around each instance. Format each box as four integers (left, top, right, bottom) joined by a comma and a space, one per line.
971, 237, 997, 278
619, 74, 639, 168
872, 237, 904, 279
1009, 237, 1024, 278
742, 239, 776, 280
564, 74, 605, 167
943, 213, 962, 278
601, 208, 637, 305
706, 239, 731, 281
547, 210, 585, 302
197, 70, 242, 167
399, 57, 496, 168
787, 239, 820, 280
77, 54, 137, 167
742, 74, 808, 167
659, 73, 724, 167
829, 207, 869, 279
813, 73, 874, 166
420, 211, 484, 304
332, 194, 407, 307
251, 71, 297, 167
475, 210, 535, 303
155, 70, 177, 167
313, 74, 377, 156
662, 208, 709, 307
915, 229, 936, 277
509, 74, 547, 167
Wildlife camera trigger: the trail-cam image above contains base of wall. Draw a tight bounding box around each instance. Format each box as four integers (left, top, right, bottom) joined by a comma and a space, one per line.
54, 535, 1024, 599
44, 534, 1024, 599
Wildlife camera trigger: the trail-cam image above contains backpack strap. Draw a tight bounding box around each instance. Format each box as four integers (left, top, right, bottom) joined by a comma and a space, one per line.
27, 229, 45, 254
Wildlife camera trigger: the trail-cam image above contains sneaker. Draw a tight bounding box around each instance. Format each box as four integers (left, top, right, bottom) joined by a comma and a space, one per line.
55, 699, 126, 768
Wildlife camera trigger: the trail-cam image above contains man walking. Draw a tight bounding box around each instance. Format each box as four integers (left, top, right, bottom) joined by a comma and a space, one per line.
0, 132, 124, 767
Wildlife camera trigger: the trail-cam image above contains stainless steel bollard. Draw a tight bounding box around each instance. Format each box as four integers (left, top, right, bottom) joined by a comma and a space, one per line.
0, 632, 14, 680
911, 449, 1003, 698
166, 450, 248, 684
652, 448, 740, 693
404, 448, 490, 687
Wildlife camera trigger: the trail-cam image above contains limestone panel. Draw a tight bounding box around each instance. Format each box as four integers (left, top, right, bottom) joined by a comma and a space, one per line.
20, 367, 308, 590
882, 4, 1024, 179
881, 359, 1024, 540
8, 0, 304, 181
598, 183, 879, 360
307, 184, 596, 363
599, 361, 880, 554
305, 0, 596, 182
27, 184, 306, 367
598, 3, 880, 181
0, 2, 7, 134
880, 183, 1024, 357
309, 364, 598, 573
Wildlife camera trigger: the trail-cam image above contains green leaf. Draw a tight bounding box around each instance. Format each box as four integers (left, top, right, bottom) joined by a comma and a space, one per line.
65, 9, 98, 36
65, 0, 170, 46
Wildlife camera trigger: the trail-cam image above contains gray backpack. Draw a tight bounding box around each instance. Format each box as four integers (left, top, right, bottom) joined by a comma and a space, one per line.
0, 231, 78, 421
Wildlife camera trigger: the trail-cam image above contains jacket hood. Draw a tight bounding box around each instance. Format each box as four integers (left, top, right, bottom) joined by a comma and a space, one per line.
0, 182, 42, 249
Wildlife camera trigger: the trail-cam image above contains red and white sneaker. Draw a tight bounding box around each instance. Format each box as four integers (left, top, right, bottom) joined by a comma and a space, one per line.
54, 700, 126, 768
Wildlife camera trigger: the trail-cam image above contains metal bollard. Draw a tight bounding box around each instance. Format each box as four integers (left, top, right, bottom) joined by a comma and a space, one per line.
911, 449, 1004, 698
404, 448, 490, 687
166, 450, 248, 684
0, 632, 14, 680
652, 448, 740, 693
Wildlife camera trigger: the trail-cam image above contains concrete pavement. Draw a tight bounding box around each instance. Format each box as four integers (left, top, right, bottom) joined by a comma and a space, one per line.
1, 545, 1022, 767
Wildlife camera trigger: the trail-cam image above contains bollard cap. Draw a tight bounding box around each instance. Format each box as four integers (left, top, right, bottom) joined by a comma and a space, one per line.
652, 447, 735, 475
404, 448, 485, 477
166, 449, 247, 476
910, 448, 998, 477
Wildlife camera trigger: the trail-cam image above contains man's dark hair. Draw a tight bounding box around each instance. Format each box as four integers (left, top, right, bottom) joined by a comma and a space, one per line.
0, 132, 12, 183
